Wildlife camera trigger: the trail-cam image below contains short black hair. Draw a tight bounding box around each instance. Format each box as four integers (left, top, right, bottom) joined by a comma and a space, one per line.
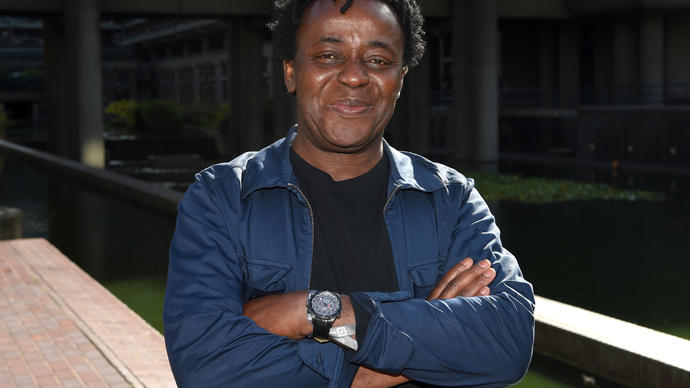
268, 0, 426, 67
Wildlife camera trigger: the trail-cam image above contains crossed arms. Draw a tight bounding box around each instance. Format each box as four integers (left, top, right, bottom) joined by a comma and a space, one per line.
243, 257, 498, 387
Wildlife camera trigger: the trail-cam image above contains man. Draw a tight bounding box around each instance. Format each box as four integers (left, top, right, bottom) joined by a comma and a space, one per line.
163, 0, 535, 387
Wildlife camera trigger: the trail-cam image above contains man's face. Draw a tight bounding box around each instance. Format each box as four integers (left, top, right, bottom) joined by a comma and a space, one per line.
284, 0, 407, 155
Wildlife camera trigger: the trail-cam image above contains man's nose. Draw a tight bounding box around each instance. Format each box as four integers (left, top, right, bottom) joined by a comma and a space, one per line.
336, 59, 369, 88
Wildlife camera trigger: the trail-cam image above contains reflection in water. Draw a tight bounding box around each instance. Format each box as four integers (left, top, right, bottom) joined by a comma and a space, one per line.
494, 197, 690, 338
488, 163, 690, 339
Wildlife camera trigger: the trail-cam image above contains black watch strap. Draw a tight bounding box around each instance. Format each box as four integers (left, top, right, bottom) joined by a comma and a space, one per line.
312, 318, 333, 341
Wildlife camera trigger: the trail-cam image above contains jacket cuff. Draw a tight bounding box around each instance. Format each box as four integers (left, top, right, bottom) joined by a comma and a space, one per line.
297, 339, 345, 386
348, 293, 414, 375
349, 293, 373, 346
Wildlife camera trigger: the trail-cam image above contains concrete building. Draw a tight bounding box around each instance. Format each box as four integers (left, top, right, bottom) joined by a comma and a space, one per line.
1, 0, 689, 170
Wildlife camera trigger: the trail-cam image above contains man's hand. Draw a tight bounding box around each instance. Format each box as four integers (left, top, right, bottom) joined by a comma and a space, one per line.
428, 258, 496, 300
351, 258, 496, 388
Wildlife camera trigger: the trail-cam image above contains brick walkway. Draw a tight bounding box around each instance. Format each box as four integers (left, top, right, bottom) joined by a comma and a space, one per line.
0, 238, 176, 387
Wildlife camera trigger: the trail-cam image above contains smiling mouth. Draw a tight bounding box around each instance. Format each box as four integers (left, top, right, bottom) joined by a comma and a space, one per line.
329, 99, 371, 116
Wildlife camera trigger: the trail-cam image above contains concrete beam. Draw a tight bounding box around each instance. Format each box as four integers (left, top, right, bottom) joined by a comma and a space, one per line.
0, 0, 61, 13
4, 0, 690, 17
535, 296, 690, 387
564, 0, 690, 14
0, 139, 183, 216
498, 0, 571, 18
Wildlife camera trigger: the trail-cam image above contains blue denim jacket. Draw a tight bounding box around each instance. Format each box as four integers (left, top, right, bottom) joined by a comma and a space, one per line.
164, 126, 535, 387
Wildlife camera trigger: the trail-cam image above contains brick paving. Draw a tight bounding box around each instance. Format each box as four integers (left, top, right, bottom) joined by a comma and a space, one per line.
0, 238, 176, 387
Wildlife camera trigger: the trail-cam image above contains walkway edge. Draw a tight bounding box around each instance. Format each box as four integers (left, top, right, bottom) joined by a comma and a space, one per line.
7, 238, 176, 387
0, 140, 183, 216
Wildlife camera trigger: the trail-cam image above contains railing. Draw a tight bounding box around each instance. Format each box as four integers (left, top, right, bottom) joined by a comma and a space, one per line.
535, 296, 690, 387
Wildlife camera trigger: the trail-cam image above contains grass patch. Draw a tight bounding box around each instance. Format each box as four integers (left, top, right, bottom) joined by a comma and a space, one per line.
655, 325, 690, 341
468, 171, 664, 204
513, 370, 568, 388
106, 278, 166, 333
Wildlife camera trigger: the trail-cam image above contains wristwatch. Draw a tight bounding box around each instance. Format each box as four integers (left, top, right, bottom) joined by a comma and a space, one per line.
306, 290, 342, 342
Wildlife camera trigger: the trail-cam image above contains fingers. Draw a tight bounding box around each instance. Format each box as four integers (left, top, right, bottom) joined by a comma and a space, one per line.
453, 267, 495, 298
427, 257, 473, 300
430, 259, 496, 300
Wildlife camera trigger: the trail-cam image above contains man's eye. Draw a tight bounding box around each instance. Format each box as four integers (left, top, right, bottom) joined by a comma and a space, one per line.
366, 58, 391, 69
314, 53, 340, 63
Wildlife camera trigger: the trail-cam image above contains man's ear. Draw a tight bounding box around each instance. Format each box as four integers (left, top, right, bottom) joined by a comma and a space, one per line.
283, 59, 296, 94
396, 66, 408, 99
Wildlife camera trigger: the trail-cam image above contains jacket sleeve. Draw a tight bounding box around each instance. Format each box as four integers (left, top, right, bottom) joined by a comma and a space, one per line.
349, 181, 535, 387
163, 174, 351, 387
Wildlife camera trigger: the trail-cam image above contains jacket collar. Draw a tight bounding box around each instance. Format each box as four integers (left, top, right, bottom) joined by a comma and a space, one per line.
240, 125, 446, 198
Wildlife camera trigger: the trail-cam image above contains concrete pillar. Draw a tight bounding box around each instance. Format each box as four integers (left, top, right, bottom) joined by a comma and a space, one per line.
639, 15, 664, 104
227, 20, 266, 155
592, 23, 613, 105
193, 66, 201, 102
173, 67, 181, 101
559, 22, 580, 107
215, 63, 224, 103
43, 16, 70, 159
405, 55, 431, 156
612, 15, 638, 104
539, 24, 558, 106
451, 0, 499, 170
539, 24, 558, 151
64, 0, 105, 168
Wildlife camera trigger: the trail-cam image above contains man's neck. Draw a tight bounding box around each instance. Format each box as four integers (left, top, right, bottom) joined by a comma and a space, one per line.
291, 136, 384, 182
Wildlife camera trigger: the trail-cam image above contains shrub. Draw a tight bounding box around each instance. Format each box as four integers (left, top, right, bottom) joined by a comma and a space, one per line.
210, 103, 230, 131
134, 100, 184, 135
180, 102, 218, 132
104, 99, 137, 132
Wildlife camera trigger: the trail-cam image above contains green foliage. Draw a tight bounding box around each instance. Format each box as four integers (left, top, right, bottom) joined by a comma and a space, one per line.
104, 99, 229, 135
210, 103, 231, 131
470, 171, 664, 203
105, 277, 166, 333
180, 102, 218, 132
104, 99, 137, 132
135, 100, 184, 135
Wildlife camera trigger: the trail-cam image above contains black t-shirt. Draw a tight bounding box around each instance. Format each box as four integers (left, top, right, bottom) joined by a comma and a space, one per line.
290, 148, 399, 294
290, 148, 428, 388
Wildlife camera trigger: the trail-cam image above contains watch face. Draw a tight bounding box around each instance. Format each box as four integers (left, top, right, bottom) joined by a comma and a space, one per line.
311, 291, 340, 319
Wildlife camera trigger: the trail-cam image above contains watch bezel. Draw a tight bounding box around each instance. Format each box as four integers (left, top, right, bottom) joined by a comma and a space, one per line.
308, 290, 342, 321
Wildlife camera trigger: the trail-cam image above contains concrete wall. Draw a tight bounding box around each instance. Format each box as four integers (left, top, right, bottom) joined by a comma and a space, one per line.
665, 15, 690, 102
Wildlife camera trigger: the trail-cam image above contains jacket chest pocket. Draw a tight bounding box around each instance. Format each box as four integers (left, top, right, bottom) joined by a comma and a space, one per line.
407, 258, 441, 299
241, 258, 292, 300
